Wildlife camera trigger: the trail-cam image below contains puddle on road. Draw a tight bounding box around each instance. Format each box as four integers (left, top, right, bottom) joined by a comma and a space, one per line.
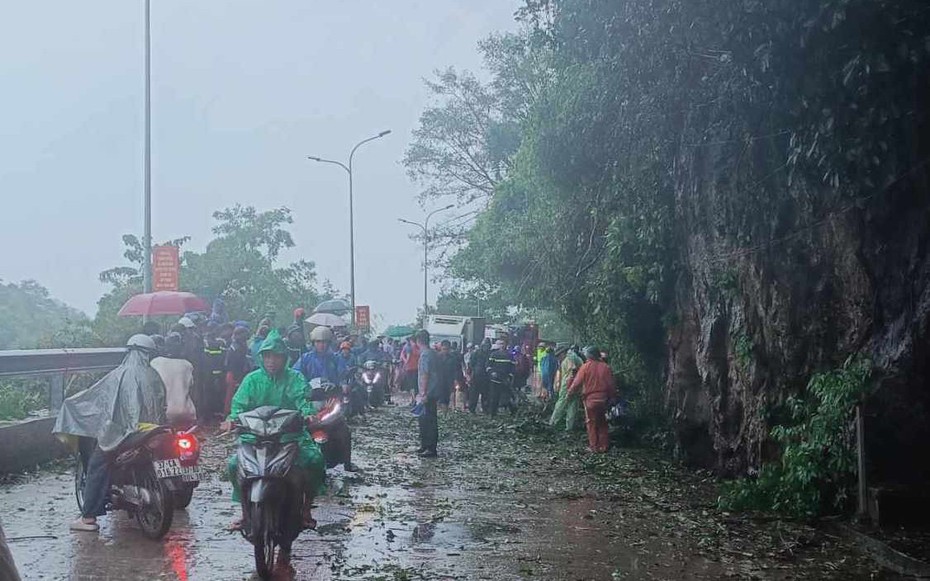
2, 412, 737, 581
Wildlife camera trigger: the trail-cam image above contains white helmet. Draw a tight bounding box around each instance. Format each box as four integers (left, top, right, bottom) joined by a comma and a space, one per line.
309, 326, 334, 343
126, 334, 158, 353
177, 317, 195, 329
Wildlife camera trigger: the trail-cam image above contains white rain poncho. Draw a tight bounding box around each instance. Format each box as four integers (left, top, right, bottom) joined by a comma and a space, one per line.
53, 349, 166, 452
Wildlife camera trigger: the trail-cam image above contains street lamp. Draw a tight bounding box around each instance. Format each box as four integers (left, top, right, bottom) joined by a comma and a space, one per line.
142, 0, 153, 294
399, 204, 454, 321
307, 129, 391, 327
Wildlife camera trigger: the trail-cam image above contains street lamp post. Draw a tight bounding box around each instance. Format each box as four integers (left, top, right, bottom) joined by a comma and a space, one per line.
308, 130, 391, 327
142, 0, 153, 295
399, 204, 454, 321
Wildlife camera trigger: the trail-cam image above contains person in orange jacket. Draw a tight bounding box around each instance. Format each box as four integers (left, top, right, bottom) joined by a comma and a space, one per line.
568, 346, 618, 453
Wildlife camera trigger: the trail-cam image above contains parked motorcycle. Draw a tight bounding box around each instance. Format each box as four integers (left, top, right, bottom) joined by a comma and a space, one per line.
359, 360, 387, 407
234, 406, 307, 579
308, 379, 353, 469
74, 426, 201, 540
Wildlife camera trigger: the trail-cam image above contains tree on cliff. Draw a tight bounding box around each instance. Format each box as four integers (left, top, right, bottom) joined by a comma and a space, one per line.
406, 0, 930, 512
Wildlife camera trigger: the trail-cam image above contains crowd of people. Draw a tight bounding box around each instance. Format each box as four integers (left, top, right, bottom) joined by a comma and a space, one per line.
56, 297, 620, 536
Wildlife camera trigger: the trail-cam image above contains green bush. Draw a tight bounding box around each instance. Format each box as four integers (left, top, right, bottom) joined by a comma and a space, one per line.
719, 357, 871, 518
0, 381, 46, 421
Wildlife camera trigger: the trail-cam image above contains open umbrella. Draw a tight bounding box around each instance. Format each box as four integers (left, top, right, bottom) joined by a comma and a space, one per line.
385, 325, 416, 339
305, 312, 347, 327
312, 299, 351, 315
117, 291, 209, 317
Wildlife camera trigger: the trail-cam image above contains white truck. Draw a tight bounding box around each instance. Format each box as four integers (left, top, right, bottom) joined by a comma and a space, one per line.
425, 315, 486, 351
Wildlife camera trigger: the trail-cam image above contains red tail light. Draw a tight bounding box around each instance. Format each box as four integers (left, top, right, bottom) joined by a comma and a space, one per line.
177, 435, 196, 451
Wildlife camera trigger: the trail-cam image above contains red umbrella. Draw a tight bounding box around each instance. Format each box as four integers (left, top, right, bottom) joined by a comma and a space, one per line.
117, 291, 209, 317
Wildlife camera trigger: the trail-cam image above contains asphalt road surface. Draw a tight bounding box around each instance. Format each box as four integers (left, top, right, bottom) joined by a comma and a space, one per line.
1, 399, 889, 580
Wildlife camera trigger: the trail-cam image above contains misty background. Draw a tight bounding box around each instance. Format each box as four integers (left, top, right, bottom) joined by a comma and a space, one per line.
0, 0, 519, 326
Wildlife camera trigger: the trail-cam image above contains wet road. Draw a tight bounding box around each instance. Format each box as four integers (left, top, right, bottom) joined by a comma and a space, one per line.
2, 401, 886, 580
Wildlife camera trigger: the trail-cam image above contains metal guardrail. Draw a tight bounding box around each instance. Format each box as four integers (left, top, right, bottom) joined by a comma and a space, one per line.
0, 348, 125, 411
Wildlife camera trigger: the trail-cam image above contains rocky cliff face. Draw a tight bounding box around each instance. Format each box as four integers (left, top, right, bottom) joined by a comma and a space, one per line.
665, 145, 930, 484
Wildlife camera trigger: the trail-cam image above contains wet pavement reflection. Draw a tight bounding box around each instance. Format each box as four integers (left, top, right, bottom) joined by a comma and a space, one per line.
2, 404, 881, 580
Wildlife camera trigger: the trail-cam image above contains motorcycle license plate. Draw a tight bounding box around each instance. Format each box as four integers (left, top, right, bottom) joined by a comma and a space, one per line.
153, 459, 199, 481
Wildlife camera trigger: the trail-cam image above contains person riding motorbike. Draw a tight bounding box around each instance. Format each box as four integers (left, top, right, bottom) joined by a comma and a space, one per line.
486, 340, 516, 416
222, 329, 325, 530
54, 334, 167, 532
335, 340, 357, 383
293, 326, 340, 384
307, 379, 356, 471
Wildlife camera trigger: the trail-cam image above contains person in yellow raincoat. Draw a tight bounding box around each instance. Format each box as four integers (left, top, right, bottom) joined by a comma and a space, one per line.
222, 329, 325, 528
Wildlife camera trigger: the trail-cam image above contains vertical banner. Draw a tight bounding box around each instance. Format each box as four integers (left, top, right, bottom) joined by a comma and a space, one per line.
152, 245, 180, 292
355, 305, 371, 332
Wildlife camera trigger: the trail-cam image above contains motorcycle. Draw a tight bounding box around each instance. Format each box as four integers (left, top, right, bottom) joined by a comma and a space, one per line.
234, 406, 308, 580
74, 426, 201, 540
342, 372, 367, 418
308, 379, 352, 469
359, 360, 387, 408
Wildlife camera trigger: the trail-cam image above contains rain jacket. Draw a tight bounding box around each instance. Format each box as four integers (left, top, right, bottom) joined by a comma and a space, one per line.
569, 360, 618, 401
227, 330, 324, 500
53, 349, 166, 452
294, 349, 341, 384
540, 352, 558, 381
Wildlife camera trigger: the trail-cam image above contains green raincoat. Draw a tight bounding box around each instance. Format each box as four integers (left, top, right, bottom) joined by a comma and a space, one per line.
549, 350, 584, 432
226, 330, 325, 502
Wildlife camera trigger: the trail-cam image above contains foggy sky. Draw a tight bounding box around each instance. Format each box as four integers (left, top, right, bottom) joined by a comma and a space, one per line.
0, 1, 518, 327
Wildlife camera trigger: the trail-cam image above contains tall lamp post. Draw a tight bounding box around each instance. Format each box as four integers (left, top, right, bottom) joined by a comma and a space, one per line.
399, 204, 454, 321
308, 130, 391, 327
142, 0, 153, 294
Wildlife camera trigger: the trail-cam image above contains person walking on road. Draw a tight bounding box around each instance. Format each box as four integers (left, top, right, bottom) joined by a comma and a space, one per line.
223, 326, 252, 416
550, 345, 584, 431
487, 340, 516, 416
540, 346, 558, 401
568, 346, 618, 453
467, 339, 491, 413
415, 330, 440, 457
151, 332, 196, 428
401, 336, 421, 402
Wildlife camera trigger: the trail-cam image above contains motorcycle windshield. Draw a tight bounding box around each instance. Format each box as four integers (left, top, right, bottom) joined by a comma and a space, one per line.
238, 406, 304, 439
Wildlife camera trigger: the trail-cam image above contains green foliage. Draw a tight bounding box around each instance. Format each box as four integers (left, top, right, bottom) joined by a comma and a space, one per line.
0, 380, 45, 421
407, 0, 928, 467
719, 357, 872, 518
732, 333, 754, 368
91, 206, 336, 342
0, 280, 91, 350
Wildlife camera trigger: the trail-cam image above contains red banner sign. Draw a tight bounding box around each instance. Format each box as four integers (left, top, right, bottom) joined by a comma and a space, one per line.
355, 305, 371, 331
152, 245, 180, 292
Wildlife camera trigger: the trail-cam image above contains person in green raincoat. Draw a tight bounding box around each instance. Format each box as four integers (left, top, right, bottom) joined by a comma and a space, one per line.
549, 345, 584, 432
222, 329, 325, 528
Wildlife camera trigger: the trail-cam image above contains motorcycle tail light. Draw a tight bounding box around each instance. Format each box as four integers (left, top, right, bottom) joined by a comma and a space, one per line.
177, 435, 198, 460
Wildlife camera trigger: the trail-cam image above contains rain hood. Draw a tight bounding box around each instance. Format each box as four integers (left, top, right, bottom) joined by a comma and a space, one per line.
53, 349, 166, 451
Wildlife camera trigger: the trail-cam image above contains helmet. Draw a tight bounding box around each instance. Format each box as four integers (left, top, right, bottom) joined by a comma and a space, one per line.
364, 360, 378, 370
127, 334, 157, 353
310, 326, 334, 343
177, 317, 195, 329
583, 345, 601, 361
165, 332, 184, 357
